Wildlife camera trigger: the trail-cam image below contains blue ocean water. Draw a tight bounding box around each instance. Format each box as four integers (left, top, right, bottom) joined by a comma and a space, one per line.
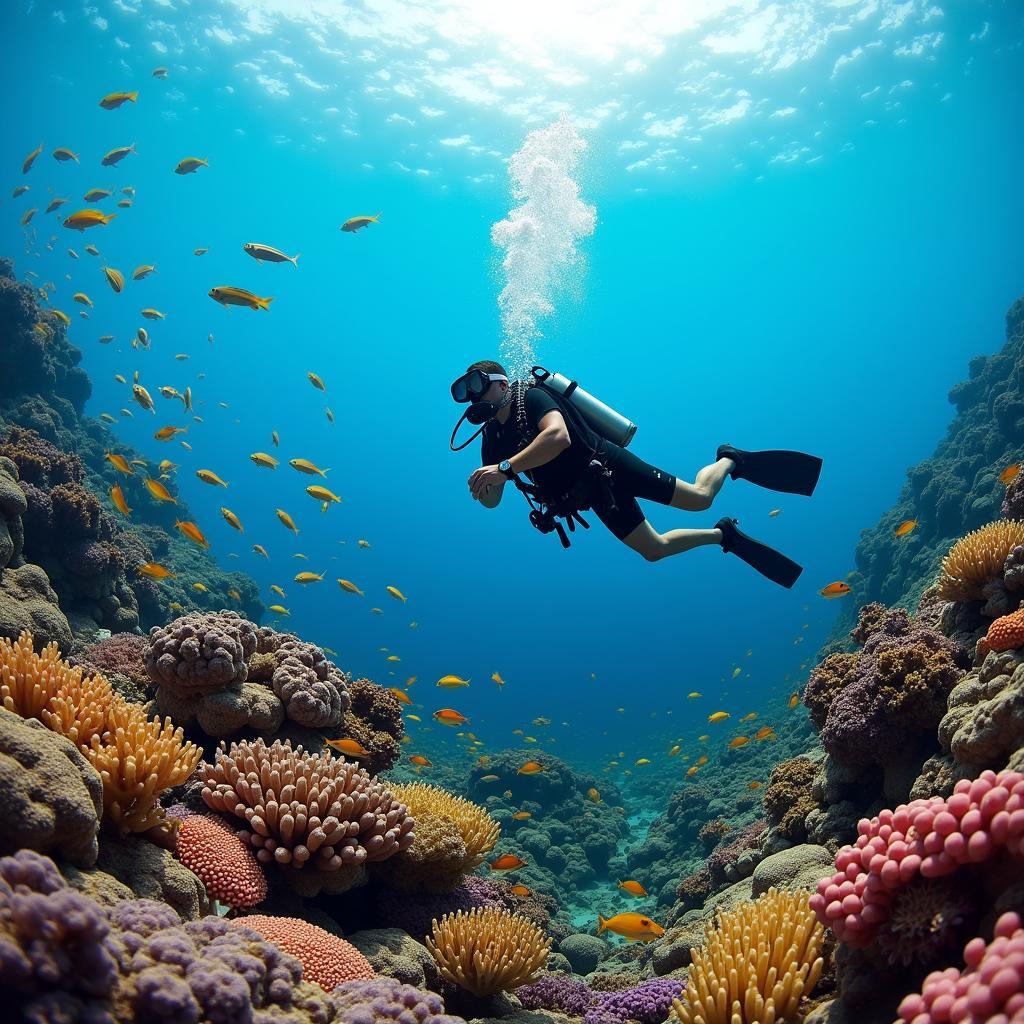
2, 0, 1022, 777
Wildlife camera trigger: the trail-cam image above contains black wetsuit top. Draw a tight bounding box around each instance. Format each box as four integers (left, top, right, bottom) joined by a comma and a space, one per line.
481, 385, 678, 540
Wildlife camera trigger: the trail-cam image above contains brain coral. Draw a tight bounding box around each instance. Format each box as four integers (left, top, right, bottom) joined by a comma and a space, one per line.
671, 888, 824, 1024
263, 633, 349, 728
938, 520, 1024, 603
233, 914, 375, 991
937, 648, 1024, 771
146, 609, 258, 694
175, 813, 268, 909
200, 737, 414, 896
426, 906, 551, 997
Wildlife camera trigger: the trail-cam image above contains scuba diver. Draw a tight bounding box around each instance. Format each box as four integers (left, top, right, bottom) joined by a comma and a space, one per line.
449, 360, 823, 588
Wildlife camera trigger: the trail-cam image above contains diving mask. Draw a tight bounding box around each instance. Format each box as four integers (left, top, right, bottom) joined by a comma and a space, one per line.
449, 368, 510, 451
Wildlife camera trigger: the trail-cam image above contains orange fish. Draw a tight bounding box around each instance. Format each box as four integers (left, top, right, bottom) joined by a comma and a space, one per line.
686, 765, 700, 777
324, 737, 371, 758
820, 582, 851, 599
409, 755, 432, 767
105, 452, 134, 475
154, 425, 187, 441
489, 854, 527, 871
748, 781, 763, 790
389, 688, 413, 705
142, 477, 176, 503
597, 912, 664, 941
510, 884, 532, 897
618, 880, 648, 897
728, 736, 750, 749
137, 562, 174, 579
754, 726, 776, 741
517, 761, 544, 775
175, 520, 209, 549
433, 708, 469, 727
512, 811, 532, 820
788, 692, 800, 709
1000, 463, 1021, 486
696, 755, 708, 766
110, 484, 131, 516
587, 787, 601, 803
894, 519, 918, 538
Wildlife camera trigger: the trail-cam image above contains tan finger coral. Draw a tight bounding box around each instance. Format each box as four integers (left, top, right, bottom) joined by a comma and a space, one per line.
671, 888, 824, 1024
937, 520, 1024, 602
88, 700, 202, 835
200, 737, 414, 884
1, 630, 84, 720
426, 906, 551, 997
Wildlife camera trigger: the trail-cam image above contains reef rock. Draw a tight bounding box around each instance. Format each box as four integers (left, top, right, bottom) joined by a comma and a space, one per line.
347, 927, 443, 990
750, 843, 834, 897
0, 707, 103, 867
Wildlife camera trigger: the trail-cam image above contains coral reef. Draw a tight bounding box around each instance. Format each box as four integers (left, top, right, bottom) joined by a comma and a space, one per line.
332, 977, 466, 1024
375, 875, 505, 941
200, 737, 414, 896
670, 888, 824, 1024
233, 914, 375, 990
764, 757, 820, 842
938, 521, 1024, 603
340, 676, 404, 774
426, 907, 551, 997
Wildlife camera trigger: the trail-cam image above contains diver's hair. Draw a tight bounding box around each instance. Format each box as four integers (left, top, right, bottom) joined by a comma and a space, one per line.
466, 359, 508, 378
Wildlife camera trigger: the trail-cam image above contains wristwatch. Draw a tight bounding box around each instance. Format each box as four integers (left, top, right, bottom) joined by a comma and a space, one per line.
498, 460, 515, 479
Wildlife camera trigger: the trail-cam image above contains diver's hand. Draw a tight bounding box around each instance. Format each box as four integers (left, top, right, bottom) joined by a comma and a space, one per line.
470, 465, 503, 500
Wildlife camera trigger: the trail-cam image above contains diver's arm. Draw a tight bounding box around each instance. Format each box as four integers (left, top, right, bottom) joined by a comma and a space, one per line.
507, 410, 571, 473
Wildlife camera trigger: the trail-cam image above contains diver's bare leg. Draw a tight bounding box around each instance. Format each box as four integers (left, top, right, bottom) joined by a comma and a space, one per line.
621, 520, 722, 562
669, 458, 734, 512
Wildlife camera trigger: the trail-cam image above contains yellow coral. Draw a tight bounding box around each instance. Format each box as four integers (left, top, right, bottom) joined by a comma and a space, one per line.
671, 888, 824, 1024
88, 700, 202, 835
426, 906, 551, 997
937, 520, 1024, 602
1, 629, 201, 835
390, 782, 499, 870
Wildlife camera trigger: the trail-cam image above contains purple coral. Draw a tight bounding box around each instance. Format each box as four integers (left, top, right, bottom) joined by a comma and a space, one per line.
331, 977, 466, 1024
146, 609, 258, 694
377, 875, 503, 941
73, 631, 150, 683
516, 974, 594, 1014
584, 978, 686, 1024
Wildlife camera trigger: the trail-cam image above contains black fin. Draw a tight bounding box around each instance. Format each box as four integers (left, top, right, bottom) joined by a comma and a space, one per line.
717, 445, 822, 497
716, 517, 803, 589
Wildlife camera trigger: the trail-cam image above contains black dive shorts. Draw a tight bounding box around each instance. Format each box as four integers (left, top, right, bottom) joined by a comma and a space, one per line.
592, 443, 676, 540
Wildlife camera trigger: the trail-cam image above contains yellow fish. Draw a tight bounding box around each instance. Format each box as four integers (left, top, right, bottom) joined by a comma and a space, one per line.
110, 484, 131, 516
386, 655, 400, 662
325, 406, 335, 423
22, 142, 43, 174
492, 671, 505, 688
294, 571, 324, 584
133, 384, 155, 414
323, 737, 371, 758
228, 589, 242, 601
306, 485, 341, 504
83, 188, 112, 202
357, 539, 371, 549
132, 265, 156, 280
407, 714, 422, 722
143, 478, 176, 503
999, 463, 1021, 486
275, 509, 298, 534
99, 91, 138, 109
588, 787, 601, 803
175, 520, 210, 549
728, 736, 750, 749
192, 582, 209, 593
635, 758, 650, 766
50, 309, 71, 327
597, 913, 664, 942
389, 688, 413, 705
105, 452, 134, 475
196, 469, 228, 487
686, 765, 700, 777
512, 811, 532, 820
270, 585, 286, 598
243, 242, 299, 266
220, 507, 244, 532
63, 209, 115, 231
175, 156, 209, 174
708, 711, 730, 723
73, 292, 93, 308
337, 579, 364, 596
788, 692, 800, 709
341, 212, 382, 232
253, 544, 269, 558
386, 586, 407, 602
696, 755, 709, 766
437, 675, 470, 688
268, 604, 290, 616
668, 745, 681, 757
739, 712, 758, 723
894, 519, 919, 538
755, 726, 776, 741
308, 372, 326, 391
289, 458, 328, 476
732, 667, 742, 679
769, 508, 782, 517
687, 692, 701, 699
618, 880, 648, 897
517, 760, 544, 775
137, 562, 174, 579
154, 425, 187, 441
140, 308, 166, 320
250, 452, 278, 469
209, 285, 272, 311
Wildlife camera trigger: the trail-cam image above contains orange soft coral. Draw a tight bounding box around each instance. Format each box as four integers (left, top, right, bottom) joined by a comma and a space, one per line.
977, 607, 1024, 657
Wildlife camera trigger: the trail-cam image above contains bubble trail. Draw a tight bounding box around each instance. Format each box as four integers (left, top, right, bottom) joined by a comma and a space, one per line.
491, 115, 596, 379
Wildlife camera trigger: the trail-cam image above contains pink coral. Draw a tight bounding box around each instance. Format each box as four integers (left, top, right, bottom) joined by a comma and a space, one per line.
175, 813, 267, 908
897, 911, 1024, 1023
977, 607, 1024, 657
810, 769, 1024, 949
232, 914, 375, 991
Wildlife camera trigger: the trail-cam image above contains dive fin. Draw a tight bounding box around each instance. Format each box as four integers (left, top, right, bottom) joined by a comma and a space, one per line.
715, 517, 803, 589
717, 445, 822, 497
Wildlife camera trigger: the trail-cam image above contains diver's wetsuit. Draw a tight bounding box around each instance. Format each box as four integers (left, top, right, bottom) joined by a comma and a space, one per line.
482, 385, 677, 539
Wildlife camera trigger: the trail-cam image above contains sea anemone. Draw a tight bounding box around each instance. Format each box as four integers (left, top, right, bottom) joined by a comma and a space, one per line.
937, 520, 1024, 603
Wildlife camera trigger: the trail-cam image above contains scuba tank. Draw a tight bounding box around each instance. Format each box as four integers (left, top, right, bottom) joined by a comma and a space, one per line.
530, 366, 637, 448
